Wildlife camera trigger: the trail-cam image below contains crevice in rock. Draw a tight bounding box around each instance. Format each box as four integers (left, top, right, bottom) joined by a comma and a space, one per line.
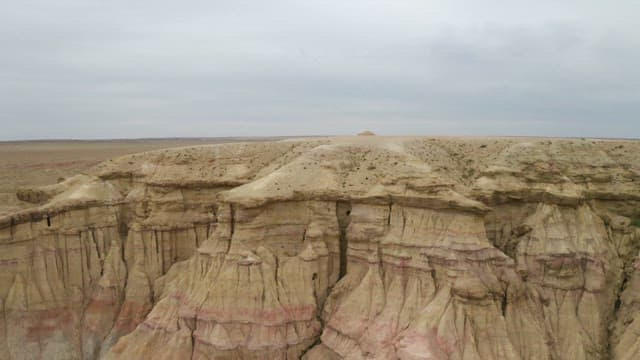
298, 335, 322, 359
606, 223, 640, 358
210, 205, 217, 224
336, 200, 352, 280
607, 271, 629, 358
274, 255, 279, 295
480, 204, 535, 262
189, 329, 196, 360
229, 204, 236, 238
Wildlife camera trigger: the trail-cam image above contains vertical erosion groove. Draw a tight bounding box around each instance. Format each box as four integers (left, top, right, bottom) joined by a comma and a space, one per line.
501, 287, 508, 316
229, 203, 236, 238
336, 201, 352, 279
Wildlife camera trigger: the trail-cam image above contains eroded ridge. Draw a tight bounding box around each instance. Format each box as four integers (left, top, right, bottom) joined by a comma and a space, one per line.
0, 136, 638, 359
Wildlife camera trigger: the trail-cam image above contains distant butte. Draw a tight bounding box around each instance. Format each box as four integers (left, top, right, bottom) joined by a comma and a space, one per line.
357, 130, 376, 136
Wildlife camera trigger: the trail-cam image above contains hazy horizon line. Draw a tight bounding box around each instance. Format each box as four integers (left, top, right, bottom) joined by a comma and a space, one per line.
2, 134, 639, 143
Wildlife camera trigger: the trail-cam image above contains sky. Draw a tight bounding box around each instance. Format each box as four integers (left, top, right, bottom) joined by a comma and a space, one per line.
1, 0, 639, 140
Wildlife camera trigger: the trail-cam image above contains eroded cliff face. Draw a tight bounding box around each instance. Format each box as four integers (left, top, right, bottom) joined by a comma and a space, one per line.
0, 136, 638, 359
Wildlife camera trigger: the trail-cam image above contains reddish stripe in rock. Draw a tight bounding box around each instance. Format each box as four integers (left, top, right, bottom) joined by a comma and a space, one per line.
0, 259, 19, 266
196, 304, 317, 323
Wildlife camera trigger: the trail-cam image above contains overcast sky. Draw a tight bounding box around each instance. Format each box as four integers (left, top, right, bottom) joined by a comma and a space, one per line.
1, 1, 638, 140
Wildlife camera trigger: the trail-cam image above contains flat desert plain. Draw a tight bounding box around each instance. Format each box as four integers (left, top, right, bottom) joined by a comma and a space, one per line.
0, 138, 282, 216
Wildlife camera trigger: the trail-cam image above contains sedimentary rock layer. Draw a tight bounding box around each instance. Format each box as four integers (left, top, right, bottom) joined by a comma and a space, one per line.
0, 136, 638, 359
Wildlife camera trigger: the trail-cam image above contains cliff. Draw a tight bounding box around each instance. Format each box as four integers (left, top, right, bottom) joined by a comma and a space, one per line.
0, 136, 638, 359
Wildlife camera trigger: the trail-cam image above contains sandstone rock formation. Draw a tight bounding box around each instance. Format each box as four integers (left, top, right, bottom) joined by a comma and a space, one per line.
0, 136, 638, 359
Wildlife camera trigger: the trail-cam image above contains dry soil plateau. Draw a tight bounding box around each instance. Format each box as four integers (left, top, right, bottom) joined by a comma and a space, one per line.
0, 135, 639, 360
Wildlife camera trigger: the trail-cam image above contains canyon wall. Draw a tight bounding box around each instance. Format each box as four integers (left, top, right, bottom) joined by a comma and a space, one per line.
0, 136, 638, 359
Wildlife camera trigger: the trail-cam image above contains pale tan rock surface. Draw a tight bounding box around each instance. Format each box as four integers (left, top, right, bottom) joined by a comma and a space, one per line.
0, 136, 638, 359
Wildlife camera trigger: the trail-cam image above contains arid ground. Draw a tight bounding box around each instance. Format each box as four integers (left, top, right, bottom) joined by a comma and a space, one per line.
0, 138, 284, 216
0, 136, 639, 359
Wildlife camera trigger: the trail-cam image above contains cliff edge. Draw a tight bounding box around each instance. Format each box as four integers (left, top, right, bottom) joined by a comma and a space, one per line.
0, 136, 639, 359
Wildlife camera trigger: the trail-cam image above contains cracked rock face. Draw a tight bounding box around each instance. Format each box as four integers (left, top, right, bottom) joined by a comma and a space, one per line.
0, 136, 639, 359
